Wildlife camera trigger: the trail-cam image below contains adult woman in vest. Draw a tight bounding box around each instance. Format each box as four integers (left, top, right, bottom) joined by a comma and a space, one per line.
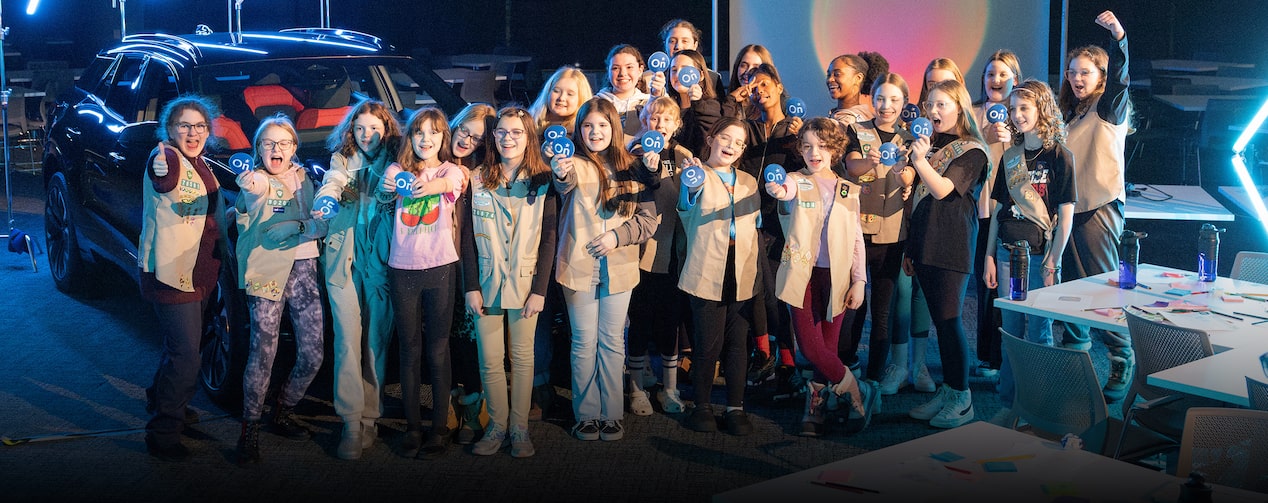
842, 74, 917, 394
140, 95, 227, 461
312, 100, 403, 460
1056, 10, 1134, 401
463, 106, 558, 458
551, 98, 657, 441
904, 79, 989, 429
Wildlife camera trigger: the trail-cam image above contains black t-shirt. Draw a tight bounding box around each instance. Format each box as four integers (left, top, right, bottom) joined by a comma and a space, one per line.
990, 146, 1077, 254
845, 125, 900, 156
907, 133, 986, 274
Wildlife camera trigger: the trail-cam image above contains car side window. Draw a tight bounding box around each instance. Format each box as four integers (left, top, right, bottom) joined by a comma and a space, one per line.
137, 61, 179, 122
101, 55, 146, 122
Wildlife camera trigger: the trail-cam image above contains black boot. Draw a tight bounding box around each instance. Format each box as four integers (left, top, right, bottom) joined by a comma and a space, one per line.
236, 421, 262, 465
271, 406, 311, 441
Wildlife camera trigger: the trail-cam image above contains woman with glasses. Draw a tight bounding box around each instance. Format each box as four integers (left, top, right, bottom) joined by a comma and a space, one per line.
139, 95, 227, 461
1056, 11, 1135, 401
312, 99, 403, 460
233, 115, 327, 464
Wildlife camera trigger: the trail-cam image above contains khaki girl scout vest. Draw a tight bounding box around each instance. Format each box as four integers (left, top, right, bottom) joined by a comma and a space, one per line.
677, 167, 761, 302
639, 143, 693, 274
139, 145, 220, 293
913, 138, 987, 209
774, 171, 861, 320
847, 120, 911, 244
470, 170, 550, 309
235, 166, 316, 301
554, 157, 646, 295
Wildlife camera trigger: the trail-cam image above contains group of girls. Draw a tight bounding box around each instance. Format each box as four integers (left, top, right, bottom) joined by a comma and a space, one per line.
140, 11, 1133, 463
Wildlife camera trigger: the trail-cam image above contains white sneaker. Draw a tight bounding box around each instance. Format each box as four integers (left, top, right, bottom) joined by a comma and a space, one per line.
909, 384, 953, 420
628, 389, 653, 416
509, 424, 535, 458
878, 365, 910, 395
657, 388, 686, 413
929, 387, 975, 428
912, 364, 936, 393
471, 423, 508, 456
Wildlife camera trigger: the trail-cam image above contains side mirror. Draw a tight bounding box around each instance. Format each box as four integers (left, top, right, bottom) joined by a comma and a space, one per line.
119, 121, 159, 149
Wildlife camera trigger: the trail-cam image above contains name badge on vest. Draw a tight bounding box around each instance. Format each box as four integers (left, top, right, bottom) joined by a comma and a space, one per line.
472, 190, 493, 208
797, 179, 814, 192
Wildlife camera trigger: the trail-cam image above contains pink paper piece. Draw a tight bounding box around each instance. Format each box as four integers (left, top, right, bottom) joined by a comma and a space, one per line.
1222, 295, 1245, 303
1094, 308, 1123, 317
1160, 272, 1186, 278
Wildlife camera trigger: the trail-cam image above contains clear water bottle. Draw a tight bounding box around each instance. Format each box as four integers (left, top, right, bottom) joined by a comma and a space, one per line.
1198, 223, 1224, 282
1005, 240, 1031, 301
1118, 230, 1147, 289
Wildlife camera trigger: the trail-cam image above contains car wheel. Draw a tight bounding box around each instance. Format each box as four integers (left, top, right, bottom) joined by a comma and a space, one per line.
199, 265, 248, 408
44, 172, 89, 293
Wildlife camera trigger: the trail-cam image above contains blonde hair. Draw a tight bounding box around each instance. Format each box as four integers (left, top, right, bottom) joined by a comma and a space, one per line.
1008, 79, 1066, 150
639, 96, 682, 128
529, 66, 594, 130
917, 58, 965, 115
926, 79, 985, 145
251, 114, 299, 168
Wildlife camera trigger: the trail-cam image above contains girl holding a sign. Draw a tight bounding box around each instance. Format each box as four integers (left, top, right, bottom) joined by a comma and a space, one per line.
312, 100, 403, 459
233, 116, 328, 464
596, 45, 651, 137
462, 106, 558, 458
981, 79, 1076, 425
841, 73, 917, 395
626, 96, 695, 415
376, 107, 467, 457
551, 98, 657, 441
766, 117, 876, 436
903, 79, 989, 429
670, 49, 723, 154
529, 66, 594, 137
677, 117, 762, 436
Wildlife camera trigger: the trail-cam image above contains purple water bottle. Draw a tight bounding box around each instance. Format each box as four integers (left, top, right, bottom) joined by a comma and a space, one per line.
1197, 223, 1223, 282
1006, 240, 1031, 301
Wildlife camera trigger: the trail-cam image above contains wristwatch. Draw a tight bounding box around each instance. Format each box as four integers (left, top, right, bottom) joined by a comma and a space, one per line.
297, 220, 306, 234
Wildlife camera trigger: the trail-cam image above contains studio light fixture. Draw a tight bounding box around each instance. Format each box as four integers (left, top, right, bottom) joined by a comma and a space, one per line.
1231, 97, 1268, 238
25, 0, 39, 16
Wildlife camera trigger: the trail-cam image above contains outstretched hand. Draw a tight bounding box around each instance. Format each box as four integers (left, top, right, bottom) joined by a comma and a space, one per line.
1096, 10, 1125, 40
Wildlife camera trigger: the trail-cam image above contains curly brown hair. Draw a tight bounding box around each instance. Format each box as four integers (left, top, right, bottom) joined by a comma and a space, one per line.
1009, 79, 1066, 151
798, 117, 848, 163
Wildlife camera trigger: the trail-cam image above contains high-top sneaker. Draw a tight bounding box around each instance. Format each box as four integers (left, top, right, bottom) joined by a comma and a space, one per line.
843, 379, 881, 434
1103, 355, 1133, 403
910, 384, 954, 420
800, 381, 827, 437
878, 364, 910, 395
456, 391, 485, 445
270, 406, 310, 441
912, 364, 937, 393
929, 387, 975, 428
236, 420, 262, 465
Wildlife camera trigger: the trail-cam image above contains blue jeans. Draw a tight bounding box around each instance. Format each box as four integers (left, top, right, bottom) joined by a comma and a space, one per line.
563, 282, 632, 423
994, 244, 1054, 408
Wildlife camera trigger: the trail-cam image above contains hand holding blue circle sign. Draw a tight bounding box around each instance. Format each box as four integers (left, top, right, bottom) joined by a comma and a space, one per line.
677, 66, 702, 89
229, 153, 253, 174
640, 131, 665, 154
551, 137, 575, 158
544, 125, 567, 142
785, 98, 807, 118
878, 142, 899, 166
680, 164, 705, 189
910, 117, 933, 139
901, 104, 921, 123
763, 163, 787, 185
395, 171, 417, 196
986, 103, 1009, 124
648, 52, 670, 74
314, 195, 340, 220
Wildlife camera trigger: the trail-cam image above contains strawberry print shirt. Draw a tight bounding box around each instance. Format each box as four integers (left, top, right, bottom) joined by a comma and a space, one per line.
383, 161, 464, 270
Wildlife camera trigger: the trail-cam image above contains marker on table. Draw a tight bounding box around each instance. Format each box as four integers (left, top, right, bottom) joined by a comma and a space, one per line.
810, 480, 881, 494
1209, 311, 1243, 321
1234, 311, 1268, 322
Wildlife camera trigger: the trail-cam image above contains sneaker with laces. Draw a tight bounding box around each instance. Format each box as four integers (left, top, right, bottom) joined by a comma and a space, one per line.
912, 364, 936, 393
910, 384, 953, 420
270, 406, 311, 441
628, 389, 653, 416
845, 380, 881, 434
800, 381, 827, 437
657, 388, 686, 413
509, 425, 535, 458
976, 361, 999, 379
929, 387, 975, 428
1102, 356, 1133, 402
878, 365, 910, 395
599, 420, 624, 441
571, 419, 601, 441
771, 365, 800, 401
746, 350, 777, 386
723, 409, 753, 436
471, 423, 508, 456
685, 404, 717, 432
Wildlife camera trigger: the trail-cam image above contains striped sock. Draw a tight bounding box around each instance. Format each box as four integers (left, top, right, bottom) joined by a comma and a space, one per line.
661, 353, 679, 390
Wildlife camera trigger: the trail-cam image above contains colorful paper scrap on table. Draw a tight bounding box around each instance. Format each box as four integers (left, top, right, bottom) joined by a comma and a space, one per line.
1160, 272, 1186, 278
982, 461, 1018, 472
1222, 295, 1245, 303
930, 451, 964, 462
1094, 308, 1123, 317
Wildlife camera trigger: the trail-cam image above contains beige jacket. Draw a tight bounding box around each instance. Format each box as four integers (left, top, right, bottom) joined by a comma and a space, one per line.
773, 171, 864, 318
138, 145, 220, 292
639, 143, 693, 273
676, 166, 761, 302
235, 164, 326, 301
553, 157, 656, 294
467, 170, 554, 309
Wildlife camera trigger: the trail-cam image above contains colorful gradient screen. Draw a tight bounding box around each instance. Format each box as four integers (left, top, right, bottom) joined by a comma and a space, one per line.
729, 0, 1051, 113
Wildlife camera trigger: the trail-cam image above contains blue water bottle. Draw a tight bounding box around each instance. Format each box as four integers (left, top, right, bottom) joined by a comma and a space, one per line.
1198, 223, 1223, 282
1005, 240, 1031, 301
1118, 230, 1147, 289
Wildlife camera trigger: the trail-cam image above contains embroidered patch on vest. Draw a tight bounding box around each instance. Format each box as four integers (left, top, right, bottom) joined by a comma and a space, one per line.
858, 173, 876, 183
839, 183, 851, 198
797, 179, 814, 191
474, 209, 494, 219
861, 214, 878, 223
857, 131, 877, 142
798, 200, 816, 208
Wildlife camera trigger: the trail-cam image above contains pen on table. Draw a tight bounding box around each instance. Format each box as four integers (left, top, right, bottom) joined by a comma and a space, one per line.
810, 480, 881, 494
1188, 291, 1210, 295
1137, 283, 1152, 290
1209, 311, 1243, 321
1234, 311, 1268, 322
1081, 306, 1120, 311
944, 465, 973, 475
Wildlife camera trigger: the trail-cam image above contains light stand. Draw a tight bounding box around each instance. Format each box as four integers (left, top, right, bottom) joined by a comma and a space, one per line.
0, 2, 38, 272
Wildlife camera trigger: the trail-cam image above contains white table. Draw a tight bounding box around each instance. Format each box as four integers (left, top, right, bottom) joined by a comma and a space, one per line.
714, 422, 1266, 502
450, 53, 531, 71
1124, 184, 1235, 221
1134, 76, 1268, 92
1152, 59, 1255, 73
1219, 186, 1268, 217
1148, 347, 1268, 407
1154, 94, 1257, 112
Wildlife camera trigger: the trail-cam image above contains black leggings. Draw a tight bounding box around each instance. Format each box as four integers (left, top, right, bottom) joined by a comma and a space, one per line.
628, 269, 687, 359
690, 246, 750, 408
914, 263, 970, 391
390, 263, 456, 432
842, 239, 905, 378
974, 217, 1002, 368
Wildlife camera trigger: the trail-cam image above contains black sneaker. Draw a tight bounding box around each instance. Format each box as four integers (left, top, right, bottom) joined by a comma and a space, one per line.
685, 405, 718, 432
145, 433, 190, 462
571, 419, 601, 441
976, 362, 1000, 379
746, 350, 777, 386
236, 421, 262, 465
723, 409, 754, 436
598, 420, 624, 441
270, 406, 311, 441
772, 365, 799, 401
420, 429, 450, 458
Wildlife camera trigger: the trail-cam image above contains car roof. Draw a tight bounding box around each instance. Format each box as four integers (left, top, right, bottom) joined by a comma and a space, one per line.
104, 28, 407, 67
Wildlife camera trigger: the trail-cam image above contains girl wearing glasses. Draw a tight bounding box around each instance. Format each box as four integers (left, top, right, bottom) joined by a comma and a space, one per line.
903, 79, 989, 429
463, 106, 558, 458
313, 100, 403, 460
445, 103, 496, 446
139, 95, 226, 461
377, 107, 467, 458
529, 66, 594, 138
233, 116, 327, 464
678, 118, 761, 436
551, 98, 657, 442
1056, 11, 1134, 400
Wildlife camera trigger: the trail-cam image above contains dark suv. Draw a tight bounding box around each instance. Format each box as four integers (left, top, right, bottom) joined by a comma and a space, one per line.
42, 28, 464, 401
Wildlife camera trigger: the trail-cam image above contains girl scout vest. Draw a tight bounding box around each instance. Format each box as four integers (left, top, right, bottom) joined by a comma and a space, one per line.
913, 138, 986, 209
470, 170, 550, 309
235, 168, 314, 301
774, 171, 861, 319
847, 120, 911, 244
138, 145, 218, 293
639, 143, 692, 274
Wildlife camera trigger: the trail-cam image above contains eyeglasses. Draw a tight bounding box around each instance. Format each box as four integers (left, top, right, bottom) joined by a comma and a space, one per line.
176, 122, 209, 134
493, 128, 526, 140
923, 100, 955, 110
1065, 69, 1097, 79
714, 134, 746, 149
455, 125, 483, 144
260, 139, 296, 150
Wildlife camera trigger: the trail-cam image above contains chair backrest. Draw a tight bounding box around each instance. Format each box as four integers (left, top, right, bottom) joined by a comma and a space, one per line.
1231, 251, 1268, 284
1248, 377, 1268, 411
458, 68, 499, 105
1125, 310, 1214, 404
1177, 407, 1268, 491
243, 84, 305, 121
1001, 334, 1109, 447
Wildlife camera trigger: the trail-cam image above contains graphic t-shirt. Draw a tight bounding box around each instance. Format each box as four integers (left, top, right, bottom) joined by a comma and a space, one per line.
385, 161, 465, 270
990, 146, 1076, 254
